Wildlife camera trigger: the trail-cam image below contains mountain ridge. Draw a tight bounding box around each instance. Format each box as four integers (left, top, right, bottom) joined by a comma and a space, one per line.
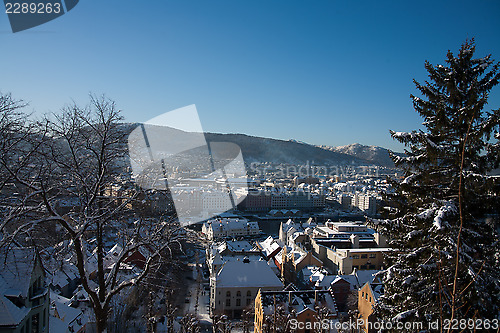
316, 142, 401, 167
118, 124, 398, 168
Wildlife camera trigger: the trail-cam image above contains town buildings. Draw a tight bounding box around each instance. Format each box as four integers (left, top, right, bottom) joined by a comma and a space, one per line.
358, 281, 383, 333
210, 257, 282, 318
238, 189, 325, 212
0, 247, 50, 333
310, 221, 389, 274
254, 288, 338, 333
201, 218, 261, 240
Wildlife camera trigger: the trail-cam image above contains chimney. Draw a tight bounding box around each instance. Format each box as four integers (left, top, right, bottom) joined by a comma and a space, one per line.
350, 234, 359, 249
374, 233, 387, 247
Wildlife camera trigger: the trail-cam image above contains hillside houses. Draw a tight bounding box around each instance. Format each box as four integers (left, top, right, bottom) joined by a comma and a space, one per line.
0, 247, 50, 333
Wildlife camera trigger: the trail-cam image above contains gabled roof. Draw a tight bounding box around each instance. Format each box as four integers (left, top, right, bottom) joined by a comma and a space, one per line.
0, 274, 30, 327
50, 291, 81, 324
257, 236, 282, 258
354, 270, 381, 287
0, 294, 30, 326
0, 247, 38, 299
372, 284, 383, 301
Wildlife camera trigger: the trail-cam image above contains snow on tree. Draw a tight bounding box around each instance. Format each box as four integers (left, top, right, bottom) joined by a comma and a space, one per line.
0, 94, 190, 333
372, 40, 500, 326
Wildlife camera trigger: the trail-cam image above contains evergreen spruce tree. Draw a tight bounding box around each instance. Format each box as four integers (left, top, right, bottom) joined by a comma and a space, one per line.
373, 40, 500, 329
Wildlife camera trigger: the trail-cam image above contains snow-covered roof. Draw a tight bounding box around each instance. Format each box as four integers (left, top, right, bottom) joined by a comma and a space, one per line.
216, 260, 282, 288
372, 284, 383, 300
314, 274, 336, 289
50, 291, 82, 324
204, 218, 259, 232
219, 253, 263, 264
332, 274, 359, 290
49, 316, 69, 333
225, 240, 254, 252
354, 270, 382, 287
0, 294, 30, 326
42, 253, 79, 290
257, 236, 281, 258
274, 247, 290, 265
0, 247, 37, 299
301, 266, 320, 280
103, 243, 123, 269
0, 273, 30, 326
71, 286, 90, 302
291, 295, 315, 313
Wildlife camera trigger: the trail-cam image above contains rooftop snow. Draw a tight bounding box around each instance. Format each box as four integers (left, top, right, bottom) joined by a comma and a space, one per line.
216, 260, 282, 288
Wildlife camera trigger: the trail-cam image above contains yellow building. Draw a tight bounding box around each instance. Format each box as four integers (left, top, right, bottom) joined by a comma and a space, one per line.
358, 282, 382, 333
254, 290, 264, 333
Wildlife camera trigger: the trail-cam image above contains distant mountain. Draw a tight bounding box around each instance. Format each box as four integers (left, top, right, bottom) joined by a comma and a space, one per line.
118, 124, 396, 167
317, 143, 401, 167
204, 133, 370, 166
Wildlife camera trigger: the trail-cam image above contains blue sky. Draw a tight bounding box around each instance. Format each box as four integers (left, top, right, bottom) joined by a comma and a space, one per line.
1, 0, 500, 152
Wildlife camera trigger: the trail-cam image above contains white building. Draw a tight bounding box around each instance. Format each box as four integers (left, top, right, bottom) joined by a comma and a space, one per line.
351, 194, 377, 216
201, 218, 260, 240
210, 257, 282, 318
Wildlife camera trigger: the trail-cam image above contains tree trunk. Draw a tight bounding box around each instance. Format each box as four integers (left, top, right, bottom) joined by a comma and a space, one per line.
95, 305, 108, 333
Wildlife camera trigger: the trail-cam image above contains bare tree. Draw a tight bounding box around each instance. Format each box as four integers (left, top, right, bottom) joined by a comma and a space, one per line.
313, 306, 332, 333
179, 313, 201, 333
0, 92, 48, 243
241, 307, 254, 333
0, 93, 188, 333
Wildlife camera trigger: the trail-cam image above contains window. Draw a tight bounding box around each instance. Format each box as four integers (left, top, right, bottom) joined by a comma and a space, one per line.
369, 265, 376, 269
361, 254, 368, 259
236, 299, 241, 306
246, 298, 252, 306
226, 291, 231, 297
247, 291, 251, 297
369, 253, 376, 258
362, 292, 364, 298
31, 313, 39, 333
360, 265, 367, 269
236, 291, 241, 297
369, 297, 372, 302
352, 255, 359, 259
226, 299, 231, 307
